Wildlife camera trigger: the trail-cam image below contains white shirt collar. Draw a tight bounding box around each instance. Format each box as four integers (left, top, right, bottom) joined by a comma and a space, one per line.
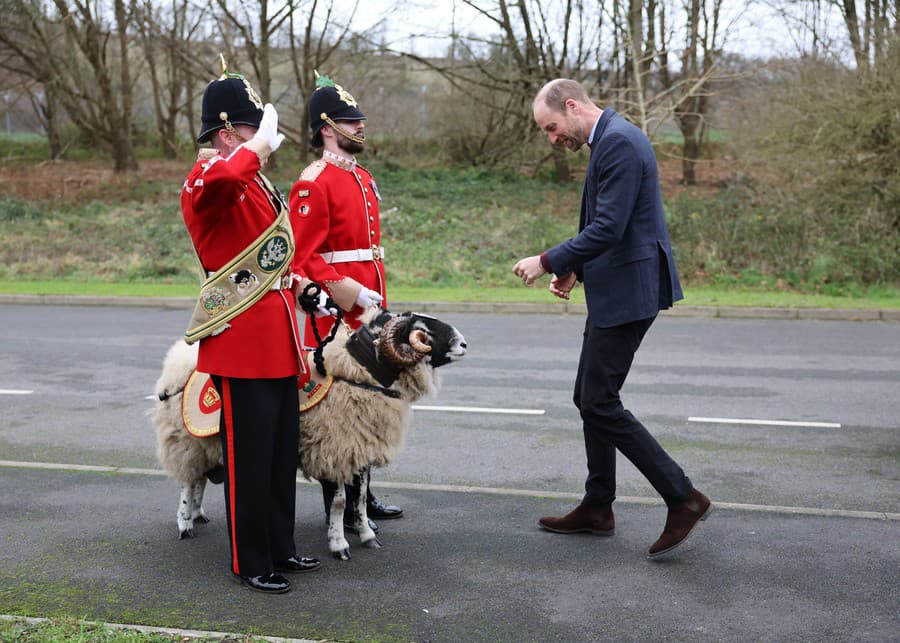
588, 112, 603, 146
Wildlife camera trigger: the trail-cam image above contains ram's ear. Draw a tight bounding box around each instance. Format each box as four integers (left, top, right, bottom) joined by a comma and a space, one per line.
372, 307, 393, 329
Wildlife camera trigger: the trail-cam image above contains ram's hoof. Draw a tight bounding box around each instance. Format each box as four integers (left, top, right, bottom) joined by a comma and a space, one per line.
332, 548, 351, 561
178, 528, 195, 540
194, 515, 210, 524
362, 538, 383, 549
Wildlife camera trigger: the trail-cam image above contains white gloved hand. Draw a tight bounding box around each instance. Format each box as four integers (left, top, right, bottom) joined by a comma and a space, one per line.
254, 103, 285, 153
354, 287, 384, 309
314, 290, 339, 318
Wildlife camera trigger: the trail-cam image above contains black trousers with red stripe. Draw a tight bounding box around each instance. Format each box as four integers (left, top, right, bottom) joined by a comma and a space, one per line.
211, 375, 299, 577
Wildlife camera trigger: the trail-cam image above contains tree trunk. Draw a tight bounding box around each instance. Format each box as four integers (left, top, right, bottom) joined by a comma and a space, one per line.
552, 145, 571, 183
679, 112, 700, 185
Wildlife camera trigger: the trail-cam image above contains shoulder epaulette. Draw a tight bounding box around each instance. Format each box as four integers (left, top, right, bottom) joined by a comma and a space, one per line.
299, 159, 327, 182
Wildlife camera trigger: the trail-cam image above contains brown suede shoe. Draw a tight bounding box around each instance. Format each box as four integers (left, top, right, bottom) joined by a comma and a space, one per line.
648, 489, 711, 558
538, 503, 615, 536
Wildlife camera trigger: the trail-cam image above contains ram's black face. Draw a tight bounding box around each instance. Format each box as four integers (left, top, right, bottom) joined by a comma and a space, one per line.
368, 310, 467, 368
407, 313, 467, 367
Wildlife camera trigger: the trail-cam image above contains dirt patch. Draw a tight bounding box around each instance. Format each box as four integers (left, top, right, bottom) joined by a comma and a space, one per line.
0, 159, 188, 204
656, 155, 734, 199
0, 156, 733, 204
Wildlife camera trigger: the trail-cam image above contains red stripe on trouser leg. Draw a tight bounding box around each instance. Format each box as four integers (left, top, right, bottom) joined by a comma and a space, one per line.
220, 377, 240, 575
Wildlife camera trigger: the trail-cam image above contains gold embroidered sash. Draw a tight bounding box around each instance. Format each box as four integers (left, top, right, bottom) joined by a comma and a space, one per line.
184, 174, 295, 344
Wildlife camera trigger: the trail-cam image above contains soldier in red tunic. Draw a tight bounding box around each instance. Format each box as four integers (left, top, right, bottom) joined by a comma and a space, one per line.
289, 73, 404, 532
181, 64, 321, 594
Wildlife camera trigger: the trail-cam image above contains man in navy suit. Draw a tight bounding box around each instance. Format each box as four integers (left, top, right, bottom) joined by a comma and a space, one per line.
513, 78, 711, 558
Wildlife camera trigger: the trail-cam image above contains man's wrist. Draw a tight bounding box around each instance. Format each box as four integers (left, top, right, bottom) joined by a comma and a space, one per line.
539, 252, 552, 274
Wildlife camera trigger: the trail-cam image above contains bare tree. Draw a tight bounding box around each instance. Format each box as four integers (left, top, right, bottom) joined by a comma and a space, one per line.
647, 0, 733, 184
133, 0, 208, 158
446, 0, 603, 179
0, 0, 140, 171
286, 0, 361, 157
831, 0, 897, 70
212, 0, 292, 107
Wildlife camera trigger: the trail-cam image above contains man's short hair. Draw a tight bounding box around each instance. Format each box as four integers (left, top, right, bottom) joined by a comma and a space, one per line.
536, 79, 592, 114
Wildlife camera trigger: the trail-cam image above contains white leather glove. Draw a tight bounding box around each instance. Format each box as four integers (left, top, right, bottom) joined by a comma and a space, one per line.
315, 290, 339, 318
254, 103, 285, 153
354, 287, 384, 309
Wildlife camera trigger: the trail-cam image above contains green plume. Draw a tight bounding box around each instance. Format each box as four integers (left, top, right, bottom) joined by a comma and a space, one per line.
314, 70, 336, 89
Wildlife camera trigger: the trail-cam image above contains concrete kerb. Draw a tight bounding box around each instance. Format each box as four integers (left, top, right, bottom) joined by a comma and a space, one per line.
0, 615, 315, 643
0, 293, 896, 321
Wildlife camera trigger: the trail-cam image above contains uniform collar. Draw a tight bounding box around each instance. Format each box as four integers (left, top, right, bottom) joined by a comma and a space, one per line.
322, 149, 357, 172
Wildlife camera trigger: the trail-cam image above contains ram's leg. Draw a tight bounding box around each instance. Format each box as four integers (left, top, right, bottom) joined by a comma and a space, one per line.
356, 468, 381, 549
191, 478, 210, 525
176, 481, 199, 539
325, 480, 351, 560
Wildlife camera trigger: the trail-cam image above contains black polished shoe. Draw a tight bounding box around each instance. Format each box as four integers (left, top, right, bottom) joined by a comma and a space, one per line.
343, 517, 379, 534
367, 494, 403, 519
234, 572, 291, 594
274, 556, 321, 574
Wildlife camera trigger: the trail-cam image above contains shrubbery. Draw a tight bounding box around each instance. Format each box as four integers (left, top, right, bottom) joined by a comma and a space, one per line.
707, 48, 900, 289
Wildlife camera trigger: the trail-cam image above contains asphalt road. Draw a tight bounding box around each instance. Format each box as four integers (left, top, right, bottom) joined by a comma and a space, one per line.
1, 304, 898, 641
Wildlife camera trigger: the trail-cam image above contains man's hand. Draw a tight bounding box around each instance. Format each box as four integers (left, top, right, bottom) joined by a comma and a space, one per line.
355, 287, 384, 309
512, 255, 546, 286
549, 272, 577, 300
254, 103, 285, 153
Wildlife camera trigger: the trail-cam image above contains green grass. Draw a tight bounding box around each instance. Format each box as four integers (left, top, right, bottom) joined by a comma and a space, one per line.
0, 615, 251, 642
1, 159, 896, 306
2, 279, 898, 309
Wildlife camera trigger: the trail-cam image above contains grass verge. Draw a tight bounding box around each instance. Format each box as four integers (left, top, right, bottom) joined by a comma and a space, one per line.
0, 615, 264, 642
0, 280, 897, 309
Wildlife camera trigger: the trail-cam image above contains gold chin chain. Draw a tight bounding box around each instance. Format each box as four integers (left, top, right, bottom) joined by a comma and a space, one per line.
219, 112, 249, 143
322, 113, 365, 144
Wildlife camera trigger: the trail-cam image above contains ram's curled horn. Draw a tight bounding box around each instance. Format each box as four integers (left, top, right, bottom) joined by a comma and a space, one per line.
409, 329, 432, 354
379, 316, 421, 366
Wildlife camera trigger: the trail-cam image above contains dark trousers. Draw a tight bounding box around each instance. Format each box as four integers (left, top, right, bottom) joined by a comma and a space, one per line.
574, 316, 692, 507
212, 375, 299, 577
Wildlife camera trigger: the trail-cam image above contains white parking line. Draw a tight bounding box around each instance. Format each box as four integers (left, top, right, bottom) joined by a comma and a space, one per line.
145, 395, 544, 415
412, 405, 545, 415
0, 389, 33, 395
1, 459, 895, 521
689, 416, 842, 428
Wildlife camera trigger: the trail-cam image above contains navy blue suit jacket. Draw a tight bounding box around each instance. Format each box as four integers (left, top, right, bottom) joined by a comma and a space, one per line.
545, 109, 683, 327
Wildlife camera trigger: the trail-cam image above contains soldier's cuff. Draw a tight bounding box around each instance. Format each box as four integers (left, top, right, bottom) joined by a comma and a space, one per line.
241, 137, 271, 164
325, 277, 363, 312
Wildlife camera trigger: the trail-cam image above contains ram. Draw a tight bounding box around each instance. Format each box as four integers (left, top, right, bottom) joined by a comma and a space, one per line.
153, 308, 467, 559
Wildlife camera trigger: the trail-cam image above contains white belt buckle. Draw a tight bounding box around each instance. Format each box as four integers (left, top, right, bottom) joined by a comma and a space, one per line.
372, 245, 381, 261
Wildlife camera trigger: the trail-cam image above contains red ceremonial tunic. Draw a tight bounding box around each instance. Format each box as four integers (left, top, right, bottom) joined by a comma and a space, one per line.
289, 157, 387, 348
181, 146, 305, 378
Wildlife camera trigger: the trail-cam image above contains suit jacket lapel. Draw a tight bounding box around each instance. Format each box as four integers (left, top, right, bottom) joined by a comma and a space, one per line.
578, 109, 617, 232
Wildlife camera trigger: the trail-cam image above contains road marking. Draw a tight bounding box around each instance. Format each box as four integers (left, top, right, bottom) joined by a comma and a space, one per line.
0, 389, 33, 395
145, 396, 544, 415
412, 405, 545, 415
1, 459, 895, 521
688, 416, 842, 428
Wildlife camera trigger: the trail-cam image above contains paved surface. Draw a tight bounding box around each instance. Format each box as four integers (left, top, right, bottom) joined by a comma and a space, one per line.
1, 303, 898, 642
